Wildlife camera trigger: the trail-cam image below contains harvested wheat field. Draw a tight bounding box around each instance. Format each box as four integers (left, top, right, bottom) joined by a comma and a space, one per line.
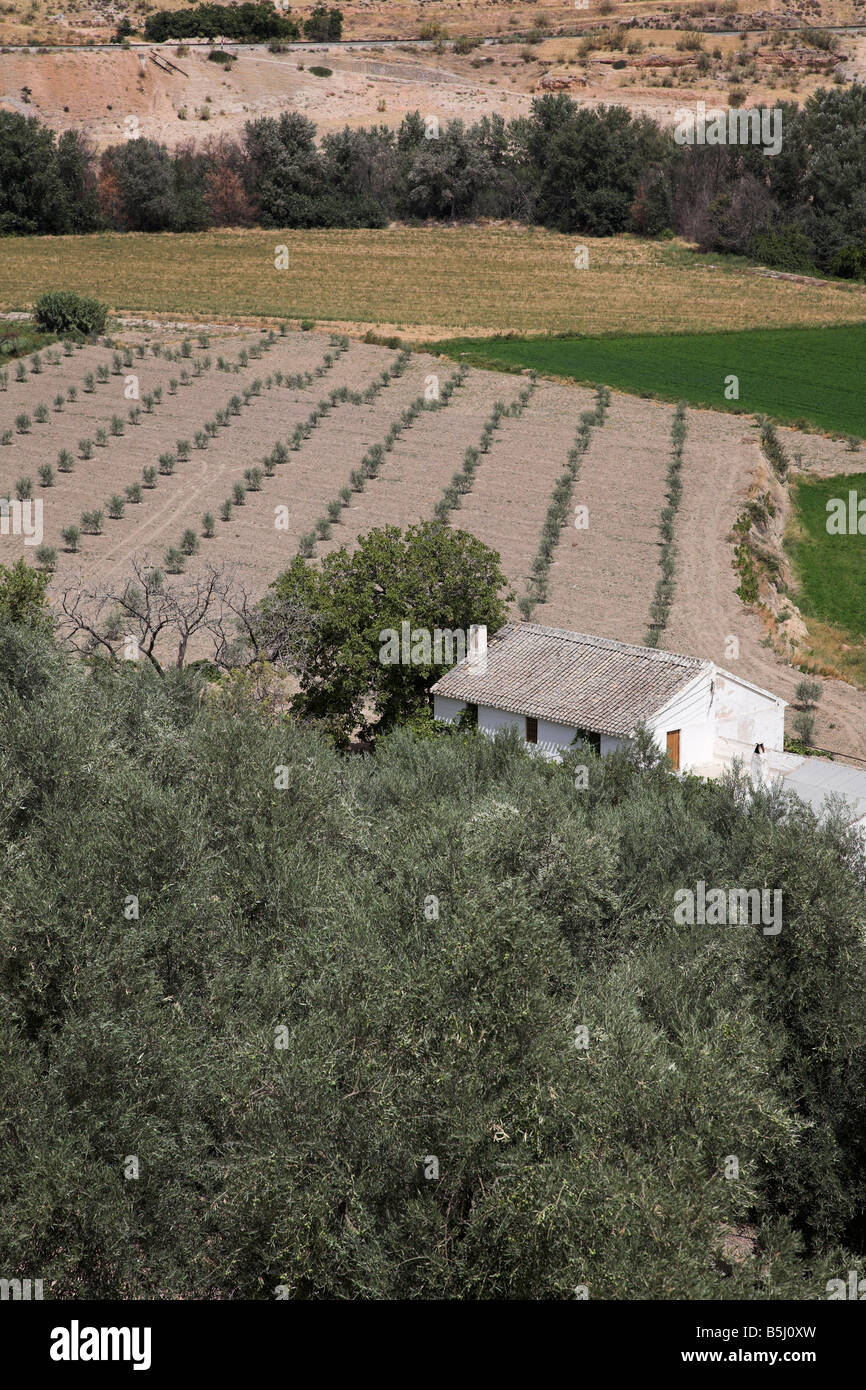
4, 228, 866, 340
4, 323, 866, 757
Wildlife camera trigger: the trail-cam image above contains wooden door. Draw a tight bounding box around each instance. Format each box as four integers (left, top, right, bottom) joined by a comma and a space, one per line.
666, 729, 681, 771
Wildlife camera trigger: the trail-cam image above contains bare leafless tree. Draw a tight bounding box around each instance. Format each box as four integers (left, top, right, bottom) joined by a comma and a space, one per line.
57, 555, 322, 686
57, 558, 266, 674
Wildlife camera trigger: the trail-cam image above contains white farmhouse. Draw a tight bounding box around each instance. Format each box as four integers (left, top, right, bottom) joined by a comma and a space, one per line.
429, 624, 785, 771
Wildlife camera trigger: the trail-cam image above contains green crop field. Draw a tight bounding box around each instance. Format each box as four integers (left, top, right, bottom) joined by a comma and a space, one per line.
788, 472, 866, 639
436, 325, 866, 438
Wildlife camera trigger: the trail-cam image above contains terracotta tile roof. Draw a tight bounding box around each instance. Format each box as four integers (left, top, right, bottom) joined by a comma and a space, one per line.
429, 624, 710, 737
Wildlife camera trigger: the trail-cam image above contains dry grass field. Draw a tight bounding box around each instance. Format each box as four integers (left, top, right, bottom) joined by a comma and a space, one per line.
4, 321, 866, 756
3, 0, 865, 48
3, 228, 866, 339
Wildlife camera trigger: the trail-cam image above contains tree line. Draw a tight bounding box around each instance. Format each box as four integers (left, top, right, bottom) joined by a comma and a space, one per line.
142, 2, 342, 44
1, 84, 865, 278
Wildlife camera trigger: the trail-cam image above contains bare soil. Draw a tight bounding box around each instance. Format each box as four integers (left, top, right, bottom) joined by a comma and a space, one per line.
3, 27, 864, 152
4, 324, 866, 758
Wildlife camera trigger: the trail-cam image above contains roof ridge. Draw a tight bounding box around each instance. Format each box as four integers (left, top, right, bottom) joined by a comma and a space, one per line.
500, 623, 709, 668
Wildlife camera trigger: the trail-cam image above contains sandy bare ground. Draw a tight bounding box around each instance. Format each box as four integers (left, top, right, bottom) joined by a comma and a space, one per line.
454, 379, 593, 597
0, 46, 533, 151
317, 367, 516, 559
542, 393, 675, 644
2, 27, 858, 153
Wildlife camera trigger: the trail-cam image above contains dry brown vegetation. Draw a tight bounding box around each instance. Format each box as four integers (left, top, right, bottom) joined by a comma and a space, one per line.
2, 227, 866, 340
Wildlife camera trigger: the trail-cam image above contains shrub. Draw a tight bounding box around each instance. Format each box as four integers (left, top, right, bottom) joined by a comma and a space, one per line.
232, 482, 246, 505
33, 403, 48, 424
220, 500, 232, 522
110, 415, 125, 436
795, 678, 823, 710
15, 476, 33, 500
831, 242, 866, 283
95, 427, 108, 448
57, 449, 74, 472
33, 291, 108, 337
159, 453, 177, 476
176, 440, 190, 461
81, 508, 104, 534
792, 709, 815, 746
37, 464, 54, 487
142, 466, 157, 488
61, 524, 80, 551
34, 544, 57, 570
15, 414, 31, 434
53, 394, 64, 412
125, 482, 143, 504
202, 512, 216, 538
180, 528, 200, 556
0, 431, 10, 446
163, 547, 186, 573
79, 438, 94, 459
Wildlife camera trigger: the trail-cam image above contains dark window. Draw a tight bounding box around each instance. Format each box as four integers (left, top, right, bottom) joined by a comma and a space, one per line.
526, 716, 538, 744
574, 727, 601, 754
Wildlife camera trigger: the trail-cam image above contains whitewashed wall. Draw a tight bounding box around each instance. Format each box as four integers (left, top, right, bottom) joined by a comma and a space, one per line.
432, 695, 467, 723
712, 670, 785, 751
434, 696, 630, 762
648, 670, 716, 770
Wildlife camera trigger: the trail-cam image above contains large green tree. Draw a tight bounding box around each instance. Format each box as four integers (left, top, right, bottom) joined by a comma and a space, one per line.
260, 522, 510, 740
0, 113, 97, 234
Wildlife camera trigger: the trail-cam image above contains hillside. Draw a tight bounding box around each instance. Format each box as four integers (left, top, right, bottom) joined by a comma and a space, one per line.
1, 20, 864, 151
